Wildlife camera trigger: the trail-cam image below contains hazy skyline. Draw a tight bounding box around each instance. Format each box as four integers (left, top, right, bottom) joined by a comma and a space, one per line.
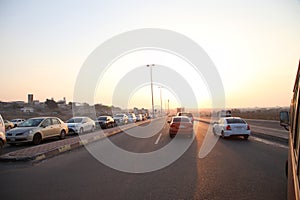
1, 0, 299, 109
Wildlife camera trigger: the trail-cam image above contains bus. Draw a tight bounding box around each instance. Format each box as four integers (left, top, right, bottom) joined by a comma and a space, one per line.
280, 60, 300, 200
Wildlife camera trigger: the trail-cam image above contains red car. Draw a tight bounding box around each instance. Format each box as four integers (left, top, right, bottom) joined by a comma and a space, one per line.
168, 116, 194, 138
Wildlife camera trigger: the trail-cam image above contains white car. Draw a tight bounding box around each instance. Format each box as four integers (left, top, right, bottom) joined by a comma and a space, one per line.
127, 113, 136, 123
135, 114, 143, 121
10, 118, 26, 127
213, 117, 250, 140
0, 114, 6, 149
67, 117, 96, 134
113, 114, 128, 125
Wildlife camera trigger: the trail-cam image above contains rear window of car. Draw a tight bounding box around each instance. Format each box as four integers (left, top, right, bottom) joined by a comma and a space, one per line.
178, 113, 193, 118
226, 118, 246, 124
173, 117, 190, 123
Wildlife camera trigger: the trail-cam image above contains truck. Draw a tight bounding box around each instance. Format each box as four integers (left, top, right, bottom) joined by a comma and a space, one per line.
280, 60, 300, 200
176, 107, 185, 113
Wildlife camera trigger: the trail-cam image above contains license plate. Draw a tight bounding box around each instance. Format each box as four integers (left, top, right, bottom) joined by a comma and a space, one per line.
179, 125, 185, 128
10, 138, 15, 142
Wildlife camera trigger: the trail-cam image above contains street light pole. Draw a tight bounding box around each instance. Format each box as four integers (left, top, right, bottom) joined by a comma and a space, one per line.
168, 99, 169, 114
158, 86, 163, 116
147, 64, 155, 118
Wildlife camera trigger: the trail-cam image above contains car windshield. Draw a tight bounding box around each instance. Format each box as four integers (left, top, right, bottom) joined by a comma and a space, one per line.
98, 117, 107, 121
226, 118, 246, 124
115, 115, 123, 117
18, 118, 43, 127
173, 117, 190, 123
67, 118, 83, 123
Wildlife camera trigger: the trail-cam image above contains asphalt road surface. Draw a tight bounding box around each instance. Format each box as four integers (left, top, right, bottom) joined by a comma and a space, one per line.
0, 119, 287, 200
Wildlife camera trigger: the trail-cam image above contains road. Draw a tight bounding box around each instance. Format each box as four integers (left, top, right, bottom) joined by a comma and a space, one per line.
0, 119, 287, 200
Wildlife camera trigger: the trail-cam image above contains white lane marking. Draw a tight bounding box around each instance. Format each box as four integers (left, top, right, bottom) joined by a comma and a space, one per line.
250, 124, 287, 133
155, 133, 162, 145
251, 136, 288, 149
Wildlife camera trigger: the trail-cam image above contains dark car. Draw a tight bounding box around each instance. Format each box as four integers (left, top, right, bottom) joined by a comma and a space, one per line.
96, 116, 115, 129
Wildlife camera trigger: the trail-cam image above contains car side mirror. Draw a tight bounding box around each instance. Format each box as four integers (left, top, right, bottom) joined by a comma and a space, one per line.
167, 120, 171, 123
280, 111, 289, 131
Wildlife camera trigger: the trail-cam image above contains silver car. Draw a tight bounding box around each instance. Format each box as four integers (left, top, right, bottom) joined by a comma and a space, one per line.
6, 117, 68, 145
67, 117, 96, 134
113, 114, 128, 125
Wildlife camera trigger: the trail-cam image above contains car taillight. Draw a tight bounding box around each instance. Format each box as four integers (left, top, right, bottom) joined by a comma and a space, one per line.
247, 125, 250, 130
226, 125, 231, 130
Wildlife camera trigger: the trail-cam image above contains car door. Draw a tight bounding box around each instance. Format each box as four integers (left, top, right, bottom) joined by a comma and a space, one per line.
40, 118, 53, 139
86, 118, 93, 131
82, 118, 89, 132
51, 118, 61, 137
215, 119, 223, 134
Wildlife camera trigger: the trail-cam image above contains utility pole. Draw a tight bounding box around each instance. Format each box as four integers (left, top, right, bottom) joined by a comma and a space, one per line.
146, 64, 155, 118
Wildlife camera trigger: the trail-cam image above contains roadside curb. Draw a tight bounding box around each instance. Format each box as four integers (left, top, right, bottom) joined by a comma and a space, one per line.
251, 132, 288, 144
0, 120, 152, 162
195, 118, 288, 144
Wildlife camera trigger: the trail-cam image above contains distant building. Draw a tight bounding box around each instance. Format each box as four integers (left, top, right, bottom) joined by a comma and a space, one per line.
28, 94, 33, 104
57, 97, 66, 104
33, 100, 40, 105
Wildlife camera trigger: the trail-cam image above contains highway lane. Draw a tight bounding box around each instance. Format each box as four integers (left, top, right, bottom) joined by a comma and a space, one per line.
0, 119, 287, 200
245, 119, 289, 141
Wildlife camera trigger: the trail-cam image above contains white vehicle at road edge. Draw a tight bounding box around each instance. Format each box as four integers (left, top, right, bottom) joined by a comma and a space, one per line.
213, 117, 251, 140
0, 114, 6, 149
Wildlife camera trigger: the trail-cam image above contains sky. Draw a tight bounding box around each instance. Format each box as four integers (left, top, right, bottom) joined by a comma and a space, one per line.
0, 0, 299, 110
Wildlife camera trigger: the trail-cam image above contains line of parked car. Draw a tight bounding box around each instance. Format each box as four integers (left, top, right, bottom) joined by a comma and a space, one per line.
0, 113, 150, 148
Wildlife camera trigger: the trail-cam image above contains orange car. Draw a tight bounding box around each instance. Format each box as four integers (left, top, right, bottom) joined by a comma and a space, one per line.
168, 116, 194, 138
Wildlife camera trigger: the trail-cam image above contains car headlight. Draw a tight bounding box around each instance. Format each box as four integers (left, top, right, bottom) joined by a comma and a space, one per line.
24, 130, 34, 136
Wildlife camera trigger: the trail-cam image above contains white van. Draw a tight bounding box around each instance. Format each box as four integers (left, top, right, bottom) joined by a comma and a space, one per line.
0, 114, 6, 149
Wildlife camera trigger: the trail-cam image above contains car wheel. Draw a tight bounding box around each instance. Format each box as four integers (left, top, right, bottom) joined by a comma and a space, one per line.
244, 135, 249, 140
33, 133, 42, 145
221, 131, 225, 139
60, 130, 66, 139
169, 133, 175, 138
212, 128, 216, 135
